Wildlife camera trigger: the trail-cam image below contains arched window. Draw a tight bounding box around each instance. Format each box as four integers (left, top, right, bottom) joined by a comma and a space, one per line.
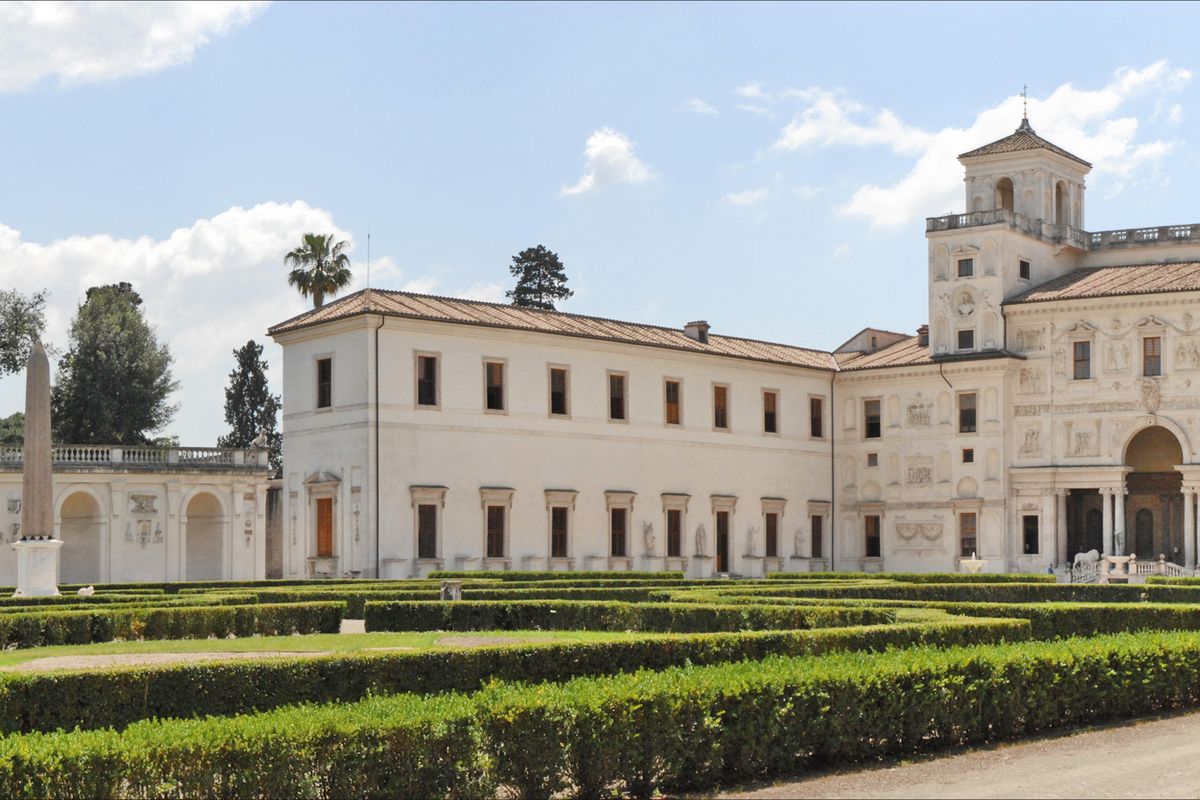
1054, 181, 1067, 225
995, 178, 1014, 213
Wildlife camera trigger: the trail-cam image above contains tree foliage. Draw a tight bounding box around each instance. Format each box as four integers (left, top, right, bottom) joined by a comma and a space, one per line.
0, 413, 23, 446
51, 283, 178, 445
216, 340, 282, 476
0, 288, 48, 376
285, 233, 353, 309
506, 245, 573, 311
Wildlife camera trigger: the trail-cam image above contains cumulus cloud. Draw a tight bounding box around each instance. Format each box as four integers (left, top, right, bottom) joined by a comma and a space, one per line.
560, 128, 652, 196
767, 62, 1192, 228
722, 188, 768, 206
684, 97, 718, 115
0, 202, 439, 445
0, 1, 267, 91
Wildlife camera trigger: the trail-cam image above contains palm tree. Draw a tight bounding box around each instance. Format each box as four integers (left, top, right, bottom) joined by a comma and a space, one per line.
285, 233, 353, 309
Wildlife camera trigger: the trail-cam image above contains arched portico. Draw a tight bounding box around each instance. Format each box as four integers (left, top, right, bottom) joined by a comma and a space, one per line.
182, 490, 227, 580
1121, 426, 1184, 562
57, 490, 105, 584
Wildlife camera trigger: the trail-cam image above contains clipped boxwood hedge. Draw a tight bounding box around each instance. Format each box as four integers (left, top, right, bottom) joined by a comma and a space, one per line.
0, 616, 1025, 735
364, 600, 894, 633
0, 601, 344, 649
429, 570, 685, 581
766, 571, 1055, 583
7, 630, 1200, 798
710, 581, 1200, 604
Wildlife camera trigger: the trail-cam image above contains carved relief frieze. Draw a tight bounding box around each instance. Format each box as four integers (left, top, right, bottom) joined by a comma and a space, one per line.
1015, 327, 1045, 353
1020, 427, 1042, 457
1013, 404, 1048, 418
895, 522, 943, 549
906, 400, 932, 427
905, 458, 933, 486
129, 493, 158, 516
1176, 339, 1200, 370
1105, 341, 1130, 373
1064, 419, 1102, 457
6, 492, 19, 516
1018, 368, 1043, 394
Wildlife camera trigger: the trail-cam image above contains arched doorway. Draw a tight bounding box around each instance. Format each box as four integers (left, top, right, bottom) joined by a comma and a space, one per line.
1124, 426, 1184, 561
59, 491, 102, 584
185, 492, 225, 580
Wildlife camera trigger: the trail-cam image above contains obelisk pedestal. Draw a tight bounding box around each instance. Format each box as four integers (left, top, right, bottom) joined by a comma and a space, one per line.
13, 340, 61, 597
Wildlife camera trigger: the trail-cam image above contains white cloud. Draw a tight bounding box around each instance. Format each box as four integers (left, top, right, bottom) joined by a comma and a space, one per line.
735, 103, 774, 118
0, 1, 268, 92
684, 97, 718, 115
722, 188, 768, 206
735, 82, 766, 99
0, 202, 446, 445
457, 282, 507, 303
560, 128, 652, 196
767, 62, 1192, 228
833, 244, 850, 258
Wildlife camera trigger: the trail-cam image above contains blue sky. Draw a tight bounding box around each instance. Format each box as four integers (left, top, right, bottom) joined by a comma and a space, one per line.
2, 1, 1200, 444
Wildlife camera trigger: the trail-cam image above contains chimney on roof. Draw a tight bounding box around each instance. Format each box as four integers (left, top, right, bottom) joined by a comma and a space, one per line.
917, 324, 929, 347
684, 320, 710, 344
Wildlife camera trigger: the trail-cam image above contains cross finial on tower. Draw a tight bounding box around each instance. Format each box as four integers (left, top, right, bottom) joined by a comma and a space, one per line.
1022, 84, 1028, 120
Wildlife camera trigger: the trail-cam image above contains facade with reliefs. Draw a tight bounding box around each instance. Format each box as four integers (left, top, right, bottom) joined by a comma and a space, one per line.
271, 116, 1200, 577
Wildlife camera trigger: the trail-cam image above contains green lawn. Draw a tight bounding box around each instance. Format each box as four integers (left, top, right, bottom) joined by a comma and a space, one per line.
0, 629, 649, 668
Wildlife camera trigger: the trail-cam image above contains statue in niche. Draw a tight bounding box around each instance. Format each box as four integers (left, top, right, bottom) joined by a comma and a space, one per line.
694, 524, 707, 557
1018, 368, 1042, 394
1021, 428, 1041, 456
1176, 340, 1200, 369
642, 521, 655, 554
956, 291, 976, 318
744, 526, 758, 557
1106, 343, 1130, 372
793, 527, 805, 558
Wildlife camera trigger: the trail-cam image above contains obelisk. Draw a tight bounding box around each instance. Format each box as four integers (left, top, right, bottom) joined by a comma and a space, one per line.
13, 340, 62, 596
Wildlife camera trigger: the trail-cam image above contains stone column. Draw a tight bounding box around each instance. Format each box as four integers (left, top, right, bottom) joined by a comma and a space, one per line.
1101, 488, 1114, 555
1114, 489, 1127, 556
1055, 489, 1069, 564
1185, 489, 1196, 568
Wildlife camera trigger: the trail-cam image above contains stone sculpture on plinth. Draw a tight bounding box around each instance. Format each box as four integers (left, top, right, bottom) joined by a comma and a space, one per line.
12, 341, 62, 597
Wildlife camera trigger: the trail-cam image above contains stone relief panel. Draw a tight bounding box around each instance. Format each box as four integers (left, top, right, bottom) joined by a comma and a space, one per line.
895, 522, 943, 549
906, 399, 932, 427
1018, 367, 1043, 395
129, 494, 158, 516
1177, 339, 1200, 370
906, 457, 933, 486
1064, 419, 1102, 457
1105, 341, 1130, 374
1019, 426, 1042, 457
1015, 327, 1045, 353
6, 491, 19, 516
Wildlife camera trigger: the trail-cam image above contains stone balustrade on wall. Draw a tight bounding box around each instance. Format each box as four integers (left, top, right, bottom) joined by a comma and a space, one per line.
926, 210, 1200, 253
0, 445, 269, 472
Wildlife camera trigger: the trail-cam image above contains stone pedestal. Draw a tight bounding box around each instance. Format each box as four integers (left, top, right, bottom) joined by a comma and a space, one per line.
12, 538, 62, 597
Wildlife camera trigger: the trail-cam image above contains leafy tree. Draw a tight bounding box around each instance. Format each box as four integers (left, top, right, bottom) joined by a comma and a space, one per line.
0, 288, 48, 376
217, 340, 282, 476
285, 233, 353, 309
51, 283, 178, 445
506, 245, 573, 311
0, 413, 23, 446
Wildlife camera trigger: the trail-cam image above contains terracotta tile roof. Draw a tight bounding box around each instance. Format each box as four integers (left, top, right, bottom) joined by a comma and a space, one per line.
835, 336, 934, 371
269, 289, 839, 370
958, 119, 1091, 168
1007, 262, 1200, 304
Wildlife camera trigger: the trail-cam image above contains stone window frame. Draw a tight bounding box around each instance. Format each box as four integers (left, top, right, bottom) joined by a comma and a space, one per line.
663, 377, 684, 427
661, 492, 690, 559
1137, 320, 1166, 379
956, 328, 975, 352
863, 396, 882, 440
410, 485, 447, 563
314, 353, 334, 411
956, 257, 974, 279
1071, 336, 1095, 382
957, 391, 978, 435
711, 382, 731, 432
544, 489, 577, 562
1018, 256, 1032, 283
480, 487, 514, 563
547, 363, 571, 419
710, 494, 738, 566
1021, 513, 1040, 556
808, 394, 825, 440
860, 502, 885, 560
605, 490, 636, 562
761, 387, 781, 436
952, 498, 984, 561
806, 500, 831, 559
482, 358, 508, 414
607, 370, 630, 423
761, 497, 786, 559
413, 350, 442, 410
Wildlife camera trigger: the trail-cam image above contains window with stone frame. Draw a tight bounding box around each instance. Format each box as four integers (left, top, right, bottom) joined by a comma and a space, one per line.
713, 384, 730, 430
864, 399, 881, 439
763, 390, 779, 434
1143, 336, 1162, 377
810, 514, 824, 558
608, 372, 627, 421
316, 358, 332, 409
664, 379, 682, 425
959, 512, 977, 557
864, 514, 881, 558
1022, 515, 1039, 555
417, 504, 438, 559
610, 507, 628, 557
485, 361, 506, 411
550, 506, 569, 558
486, 505, 506, 558
666, 508, 683, 557
958, 392, 977, 434
764, 511, 779, 557
957, 329, 974, 350
549, 366, 569, 416
957, 258, 974, 278
416, 354, 438, 407
1073, 341, 1091, 380
810, 396, 824, 438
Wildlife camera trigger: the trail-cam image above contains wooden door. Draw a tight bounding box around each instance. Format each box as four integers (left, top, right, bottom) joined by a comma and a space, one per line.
316, 498, 334, 557
716, 511, 729, 573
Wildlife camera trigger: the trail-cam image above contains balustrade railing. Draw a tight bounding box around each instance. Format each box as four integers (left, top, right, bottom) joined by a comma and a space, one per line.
927, 211, 1200, 252
0, 444, 266, 470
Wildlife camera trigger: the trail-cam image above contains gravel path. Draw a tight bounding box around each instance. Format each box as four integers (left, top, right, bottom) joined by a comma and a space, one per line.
713, 711, 1200, 799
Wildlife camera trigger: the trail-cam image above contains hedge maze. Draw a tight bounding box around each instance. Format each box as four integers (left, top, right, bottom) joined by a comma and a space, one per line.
5, 570, 1200, 797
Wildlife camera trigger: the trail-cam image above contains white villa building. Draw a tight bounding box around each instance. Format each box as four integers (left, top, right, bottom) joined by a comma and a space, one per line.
0, 445, 272, 584
271, 117, 1200, 578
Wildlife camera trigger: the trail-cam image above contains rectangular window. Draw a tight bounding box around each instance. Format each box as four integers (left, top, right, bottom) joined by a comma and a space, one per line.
957, 258, 974, 277
864, 514, 881, 558
810, 515, 823, 558
864, 399, 881, 439
666, 508, 682, 557
316, 497, 334, 557
866, 452, 878, 467
765, 512, 779, 558
486, 505, 506, 558
608, 373, 627, 421
763, 390, 778, 434
1073, 341, 1091, 380
549, 367, 569, 416
416, 355, 438, 407
417, 504, 438, 559
959, 392, 977, 434
810, 397, 824, 438
957, 329, 975, 350
962, 448, 974, 463
713, 385, 729, 430
485, 361, 506, 411
1144, 337, 1162, 377
959, 512, 977, 558
316, 358, 332, 409
664, 380, 681, 425
550, 506, 569, 558
1022, 515, 1040, 555
1019, 259, 1031, 281
610, 507, 627, 557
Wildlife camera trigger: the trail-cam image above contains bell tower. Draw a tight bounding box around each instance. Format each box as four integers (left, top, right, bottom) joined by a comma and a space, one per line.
925, 113, 1092, 357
